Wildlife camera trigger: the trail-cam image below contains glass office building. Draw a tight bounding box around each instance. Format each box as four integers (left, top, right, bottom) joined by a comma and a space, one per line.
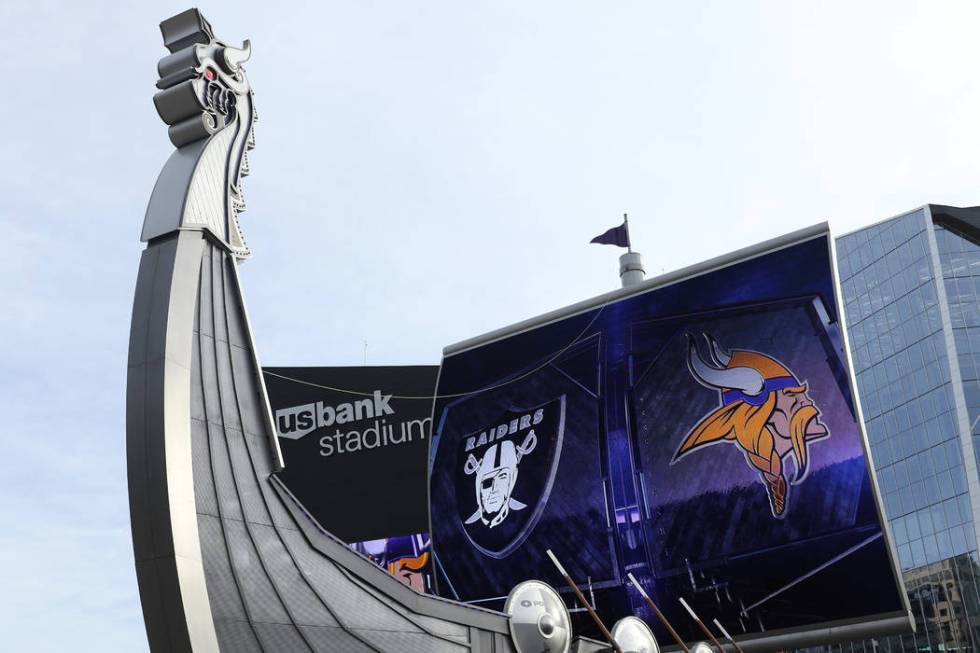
832, 205, 980, 653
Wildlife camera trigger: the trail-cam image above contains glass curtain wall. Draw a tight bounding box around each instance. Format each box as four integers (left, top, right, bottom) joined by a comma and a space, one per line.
823, 209, 980, 653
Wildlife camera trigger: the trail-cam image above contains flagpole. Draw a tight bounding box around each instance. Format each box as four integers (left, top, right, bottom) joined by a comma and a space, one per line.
712, 619, 747, 653
679, 598, 726, 653
591, 212, 644, 287
626, 573, 690, 653
546, 549, 623, 653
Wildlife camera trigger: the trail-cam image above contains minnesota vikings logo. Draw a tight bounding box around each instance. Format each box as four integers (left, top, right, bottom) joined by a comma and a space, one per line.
674, 334, 830, 518
456, 396, 566, 558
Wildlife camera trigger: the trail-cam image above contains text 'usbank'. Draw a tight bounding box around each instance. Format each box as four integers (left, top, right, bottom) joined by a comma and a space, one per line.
275, 391, 394, 440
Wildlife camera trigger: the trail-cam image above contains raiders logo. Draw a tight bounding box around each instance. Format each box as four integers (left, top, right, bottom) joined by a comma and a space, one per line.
455, 396, 566, 559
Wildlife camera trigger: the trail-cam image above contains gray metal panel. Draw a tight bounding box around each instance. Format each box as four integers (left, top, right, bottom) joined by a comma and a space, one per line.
354, 629, 468, 653
222, 517, 292, 624
224, 426, 274, 526
128, 243, 161, 367
223, 257, 252, 349
206, 417, 246, 522
190, 419, 220, 517
214, 343, 243, 434
198, 335, 225, 428
570, 637, 611, 653
226, 254, 286, 470
277, 529, 425, 633
210, 248, 230, 347
471, 629, 492, 653
494, 631, 517, 653
299, 626, 376, 653
409, 614, 470, 642
336, 566, 476, 643
141, 140, 209, 242
231, 345, 271, 438
134, 557, 180, 652
249, 524, 340, 627
129, 228, 221, 653
213, 621, 263, 653
272, 477, 512, 634
253, 622, 314, 651
127, 360, 152, 562
246, 430, 298, 532
196, 515, 249, 622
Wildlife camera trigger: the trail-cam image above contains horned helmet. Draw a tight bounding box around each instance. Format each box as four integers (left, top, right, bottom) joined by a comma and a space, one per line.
682, 333, 829, 502
686, 333, 805, 406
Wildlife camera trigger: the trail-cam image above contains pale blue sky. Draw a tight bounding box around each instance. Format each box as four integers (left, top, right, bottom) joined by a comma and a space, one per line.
3, 1, 980, 650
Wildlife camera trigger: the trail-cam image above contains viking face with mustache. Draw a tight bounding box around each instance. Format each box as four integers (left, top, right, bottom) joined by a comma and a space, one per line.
673, 334, 830, 518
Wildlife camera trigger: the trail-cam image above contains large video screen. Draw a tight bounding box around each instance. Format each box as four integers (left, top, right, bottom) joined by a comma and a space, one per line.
264, 365, 437, 592
429, 228, 910, 647
265, 365, 437, 542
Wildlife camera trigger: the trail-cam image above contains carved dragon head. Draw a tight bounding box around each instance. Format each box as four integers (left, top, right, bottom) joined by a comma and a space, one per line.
144, 9, 256, 259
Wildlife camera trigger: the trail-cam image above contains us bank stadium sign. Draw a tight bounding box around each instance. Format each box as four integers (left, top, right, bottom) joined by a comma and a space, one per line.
264, 366, 437, 543
275, 390, 430, 457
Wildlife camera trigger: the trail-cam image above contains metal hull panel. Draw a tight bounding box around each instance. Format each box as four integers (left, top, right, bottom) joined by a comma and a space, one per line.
128, 232, 514, 652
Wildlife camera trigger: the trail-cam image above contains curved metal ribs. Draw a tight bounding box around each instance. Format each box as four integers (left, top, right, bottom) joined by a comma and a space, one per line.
127, 9, 518, 652
128, 231, 516, 652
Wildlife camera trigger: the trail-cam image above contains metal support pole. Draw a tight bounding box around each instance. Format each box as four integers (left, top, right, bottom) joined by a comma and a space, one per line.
547, 550, 623, 653
627, 573, 690, 653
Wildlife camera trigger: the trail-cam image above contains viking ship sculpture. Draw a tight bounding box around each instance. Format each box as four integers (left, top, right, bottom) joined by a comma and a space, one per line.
126, 9, 618, 653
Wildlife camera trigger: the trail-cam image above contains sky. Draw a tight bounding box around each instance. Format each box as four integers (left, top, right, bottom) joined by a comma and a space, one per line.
2, 1, 980, 650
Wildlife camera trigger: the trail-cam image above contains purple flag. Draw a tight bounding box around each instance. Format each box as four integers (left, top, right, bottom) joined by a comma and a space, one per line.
590, 222, 630, 248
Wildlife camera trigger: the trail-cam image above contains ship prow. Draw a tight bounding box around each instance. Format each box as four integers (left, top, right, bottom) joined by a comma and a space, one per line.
127, 10, 611, 653
129, 232, 518, 652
